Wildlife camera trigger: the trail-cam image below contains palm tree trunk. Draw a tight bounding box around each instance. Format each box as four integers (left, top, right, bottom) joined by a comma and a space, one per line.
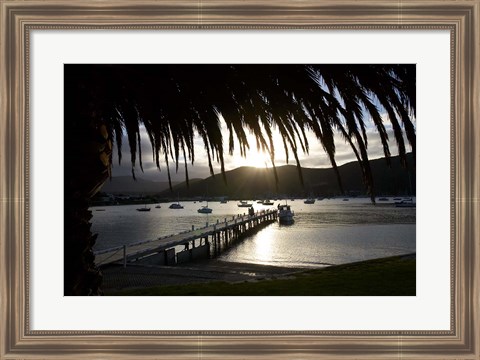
64, 190, 103, 295
64, 111, 112, 295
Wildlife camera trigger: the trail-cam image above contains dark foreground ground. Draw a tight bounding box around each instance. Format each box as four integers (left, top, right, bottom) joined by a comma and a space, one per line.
102, 254, 416, 296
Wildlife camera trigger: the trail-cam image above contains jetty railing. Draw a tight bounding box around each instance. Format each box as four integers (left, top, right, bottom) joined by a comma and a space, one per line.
94, 209, 278, 267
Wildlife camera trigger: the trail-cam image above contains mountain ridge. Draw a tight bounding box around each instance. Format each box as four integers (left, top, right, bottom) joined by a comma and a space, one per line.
158, 153, 416, 198
101, 176, 201, 194
101, 154, 415, 198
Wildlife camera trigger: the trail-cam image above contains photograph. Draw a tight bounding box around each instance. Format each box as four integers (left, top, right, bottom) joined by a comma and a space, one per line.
2, 0, 478, 357
64, 64, 416, 296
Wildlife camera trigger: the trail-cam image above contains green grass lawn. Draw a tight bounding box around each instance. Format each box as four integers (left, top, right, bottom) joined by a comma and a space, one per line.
108, 255, 415, 296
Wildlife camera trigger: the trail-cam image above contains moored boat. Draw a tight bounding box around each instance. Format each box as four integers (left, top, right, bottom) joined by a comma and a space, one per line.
169, 202, 184, 209
238, 200, 253, 207
197, 200, 213, 213
395, 199, 415, 208
136, 206, 151, 212
169, 193, 184, 209
304, 198, 315, 204
278, 203, 294, 224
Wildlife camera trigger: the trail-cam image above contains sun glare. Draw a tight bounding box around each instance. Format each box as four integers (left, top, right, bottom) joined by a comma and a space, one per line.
253, 227, 275, 263
226, 129, 289, 169
235, 148, 273, 168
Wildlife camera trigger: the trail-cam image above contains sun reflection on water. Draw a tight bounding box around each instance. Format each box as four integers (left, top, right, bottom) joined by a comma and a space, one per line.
92, 199, 416, 267
253, 227, 275, 263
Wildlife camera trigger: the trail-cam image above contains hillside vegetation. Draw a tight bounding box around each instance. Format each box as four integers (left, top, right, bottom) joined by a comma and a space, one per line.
158, 153, 415, 199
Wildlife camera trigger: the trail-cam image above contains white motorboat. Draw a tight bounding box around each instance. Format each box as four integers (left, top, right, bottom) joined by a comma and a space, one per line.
278, 204, 294, 224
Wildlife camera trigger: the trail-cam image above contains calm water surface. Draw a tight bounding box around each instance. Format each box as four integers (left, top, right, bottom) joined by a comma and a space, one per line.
90, 198, 415, 268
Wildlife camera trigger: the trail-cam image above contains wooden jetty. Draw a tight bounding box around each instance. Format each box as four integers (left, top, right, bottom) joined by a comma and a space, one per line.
94, 209, 278, 267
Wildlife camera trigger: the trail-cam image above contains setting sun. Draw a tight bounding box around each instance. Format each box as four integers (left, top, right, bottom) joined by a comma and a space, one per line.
223, 124, 290, 169
233, 146, 273, 168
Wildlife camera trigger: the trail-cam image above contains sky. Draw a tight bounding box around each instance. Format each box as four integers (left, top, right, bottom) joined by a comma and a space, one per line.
110, 115, 410, 183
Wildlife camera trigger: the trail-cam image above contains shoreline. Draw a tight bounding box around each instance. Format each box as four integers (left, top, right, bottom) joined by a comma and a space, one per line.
101, 260, 308, 292
101, 253, 415, 294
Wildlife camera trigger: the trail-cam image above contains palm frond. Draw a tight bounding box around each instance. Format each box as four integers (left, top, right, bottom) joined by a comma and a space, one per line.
66, 64, 416, 199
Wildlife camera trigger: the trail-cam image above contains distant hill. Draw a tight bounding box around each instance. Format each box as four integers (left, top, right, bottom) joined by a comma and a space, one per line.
158, 153, 415, 199
101, 176, 185, 194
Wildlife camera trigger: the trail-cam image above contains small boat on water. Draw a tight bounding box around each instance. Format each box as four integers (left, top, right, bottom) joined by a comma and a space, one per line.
395, 199, 415, 208
342, 198, 350, 202
197, 200, 213, 214
136, 205, 151, 212
169, 193, 184, 209
220, 199, 228, 204
304, 198, 315, 204
256, 200, 264, 204
238, 200, 253, 208
278, 203, 294, 224
155, 204, 161, 208
169, 203, 184, 209
378, 197, 389, 201
197, 206, 212, 214
262, 200, 274, 205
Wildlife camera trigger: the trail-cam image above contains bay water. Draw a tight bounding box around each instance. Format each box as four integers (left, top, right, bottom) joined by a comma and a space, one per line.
90, 197, 415, 268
